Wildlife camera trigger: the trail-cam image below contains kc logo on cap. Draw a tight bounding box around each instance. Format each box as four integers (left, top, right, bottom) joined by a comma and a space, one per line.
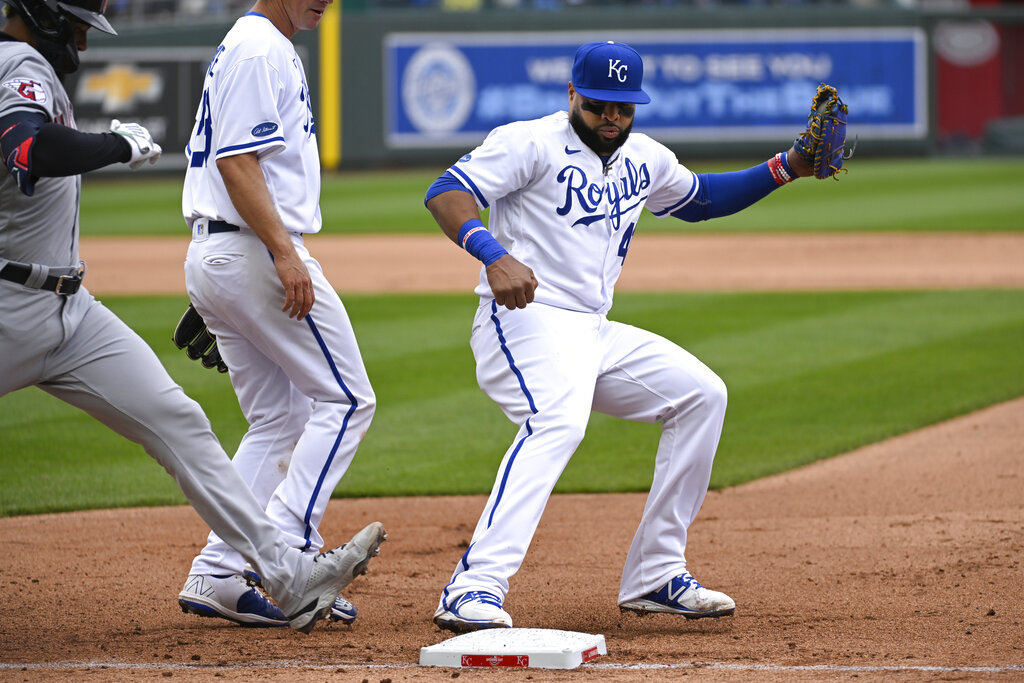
571, 41, 651, 105
608, 59, 628, 82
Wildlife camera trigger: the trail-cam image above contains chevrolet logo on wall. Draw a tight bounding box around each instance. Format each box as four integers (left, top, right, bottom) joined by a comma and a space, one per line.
76, 64, 162, 113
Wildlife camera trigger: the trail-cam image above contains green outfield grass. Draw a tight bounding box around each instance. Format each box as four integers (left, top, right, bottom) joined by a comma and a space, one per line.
80, 157, 1024, 237
2, 290, 1022, 517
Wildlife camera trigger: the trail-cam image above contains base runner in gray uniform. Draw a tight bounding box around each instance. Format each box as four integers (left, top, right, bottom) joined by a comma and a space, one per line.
0, 0, 385, 634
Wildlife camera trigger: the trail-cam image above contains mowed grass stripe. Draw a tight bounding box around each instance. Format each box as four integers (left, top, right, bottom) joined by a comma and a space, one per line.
79, 158, 1024, 237
644, 158, 1024, 233
1, 290, 1022, 515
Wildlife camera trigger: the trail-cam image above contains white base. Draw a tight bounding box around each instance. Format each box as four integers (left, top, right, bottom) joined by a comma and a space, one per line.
419, 628, 607, 670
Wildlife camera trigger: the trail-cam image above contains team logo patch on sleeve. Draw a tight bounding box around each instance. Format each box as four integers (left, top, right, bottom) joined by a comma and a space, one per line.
251, 122, 278, 137
2, 78, 48, 104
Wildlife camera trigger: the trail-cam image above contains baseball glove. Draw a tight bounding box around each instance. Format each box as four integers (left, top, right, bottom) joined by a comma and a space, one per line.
173, 303, 228, 373
793, 83, 851, 180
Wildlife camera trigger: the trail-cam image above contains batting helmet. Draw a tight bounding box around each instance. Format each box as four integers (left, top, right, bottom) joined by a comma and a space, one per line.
3, 0, 116, 74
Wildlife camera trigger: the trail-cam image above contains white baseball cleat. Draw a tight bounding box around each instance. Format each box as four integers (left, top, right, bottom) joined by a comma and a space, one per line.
178, 573, 287, 626
328, 595, 358, 624
619, 570, 735, 619
433, 591, 513, 633
278, 521, 386, 634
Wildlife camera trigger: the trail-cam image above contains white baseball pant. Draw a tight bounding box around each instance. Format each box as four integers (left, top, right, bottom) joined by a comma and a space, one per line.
438, 299, 727, 608
184, 227, 375, 575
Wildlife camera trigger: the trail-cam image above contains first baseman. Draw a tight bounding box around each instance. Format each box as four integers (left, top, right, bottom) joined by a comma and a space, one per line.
425, 40, 838, 632
0, 0, 384, 634
176, 0, 377, 627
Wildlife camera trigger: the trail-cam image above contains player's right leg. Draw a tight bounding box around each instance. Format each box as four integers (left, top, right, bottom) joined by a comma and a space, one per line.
591, 323, 733, 619
33, 290, 383, 632
433, 301, 598, 633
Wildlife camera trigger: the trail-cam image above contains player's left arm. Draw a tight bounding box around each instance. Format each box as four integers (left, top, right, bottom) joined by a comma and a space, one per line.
665, 145, 815, 223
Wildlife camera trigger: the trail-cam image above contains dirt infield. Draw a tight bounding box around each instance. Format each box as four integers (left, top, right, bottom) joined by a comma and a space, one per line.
76, 232, 1024, 294
1, 233, 1022, 680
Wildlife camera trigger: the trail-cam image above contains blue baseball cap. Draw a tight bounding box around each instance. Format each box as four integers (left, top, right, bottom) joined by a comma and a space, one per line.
571, 41, 650, 105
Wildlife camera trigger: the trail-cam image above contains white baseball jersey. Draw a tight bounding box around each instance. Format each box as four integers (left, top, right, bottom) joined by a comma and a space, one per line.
182, 13, 321, 234
435, 109, 729, 615
180, 12, 375, 580
447, 110, 699, 314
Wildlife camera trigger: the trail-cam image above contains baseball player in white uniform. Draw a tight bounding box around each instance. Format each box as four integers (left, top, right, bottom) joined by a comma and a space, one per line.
0, 0, 384, 635
425, 41, 820, 632
177, 0, 377, 627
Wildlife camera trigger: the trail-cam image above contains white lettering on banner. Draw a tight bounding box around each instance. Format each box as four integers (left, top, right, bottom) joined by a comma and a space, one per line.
476, 85, 566, 121
653, 52, 831, 83
844, 86, 895, 116
705, 53, 764, 80
702, 83, 732, 117
647, 83, 895, 119
656, 55, 704, 82
659, 82, 817, 118
473, 82, 896, 127
767, 54, 833, 80
525, 57, 572, 83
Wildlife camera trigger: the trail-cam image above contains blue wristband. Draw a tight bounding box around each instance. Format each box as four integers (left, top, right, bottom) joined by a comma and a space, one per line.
457, 218, 485, 245
458, 219, 508, 266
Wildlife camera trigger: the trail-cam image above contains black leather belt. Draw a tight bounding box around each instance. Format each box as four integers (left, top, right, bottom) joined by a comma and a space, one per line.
0, 263, 83, 295
208, 220, 241, 233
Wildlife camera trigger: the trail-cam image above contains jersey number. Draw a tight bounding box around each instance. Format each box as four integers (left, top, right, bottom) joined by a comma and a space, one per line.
189, 47, 223, 168
189, 89, 212, 168
617, 222, 636, 265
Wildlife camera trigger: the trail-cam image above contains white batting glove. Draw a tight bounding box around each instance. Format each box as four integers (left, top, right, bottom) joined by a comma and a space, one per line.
110, 119, 162, 170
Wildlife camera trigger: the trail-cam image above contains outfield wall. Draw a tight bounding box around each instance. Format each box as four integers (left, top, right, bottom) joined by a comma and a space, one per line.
75, 6, 1024, 169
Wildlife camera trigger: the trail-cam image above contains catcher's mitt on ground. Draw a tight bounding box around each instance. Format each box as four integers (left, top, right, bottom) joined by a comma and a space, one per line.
794, 83, 851, 180
173, 303, 228, 373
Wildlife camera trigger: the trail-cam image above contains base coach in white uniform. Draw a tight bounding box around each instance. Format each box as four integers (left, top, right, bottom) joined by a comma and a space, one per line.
0, 0, 383, 634
177, 0, 378, 627
426, 41, 823, 632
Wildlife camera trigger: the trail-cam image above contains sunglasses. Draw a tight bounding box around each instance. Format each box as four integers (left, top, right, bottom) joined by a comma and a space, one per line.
580, 99, 636, 118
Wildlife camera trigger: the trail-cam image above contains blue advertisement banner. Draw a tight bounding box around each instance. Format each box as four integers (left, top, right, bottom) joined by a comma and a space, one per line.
385, 29, 926, 149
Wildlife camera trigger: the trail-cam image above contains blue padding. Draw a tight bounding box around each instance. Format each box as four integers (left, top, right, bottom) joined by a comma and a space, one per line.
424, 171, 472, 205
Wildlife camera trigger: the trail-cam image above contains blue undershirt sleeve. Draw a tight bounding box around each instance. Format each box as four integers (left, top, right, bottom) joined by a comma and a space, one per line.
671, 160, 781, 222
424, 170, 473, 205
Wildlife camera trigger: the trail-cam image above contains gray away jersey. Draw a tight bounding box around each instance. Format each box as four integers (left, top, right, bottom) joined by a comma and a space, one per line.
0, 41, 80, 268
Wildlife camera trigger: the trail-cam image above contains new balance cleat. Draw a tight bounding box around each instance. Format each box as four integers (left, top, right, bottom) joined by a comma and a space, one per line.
278, 521, 386, 634
433, 591, 513, 633
328, 595, 358, 624
619, 570, 735, 619
178, 573, 287, 627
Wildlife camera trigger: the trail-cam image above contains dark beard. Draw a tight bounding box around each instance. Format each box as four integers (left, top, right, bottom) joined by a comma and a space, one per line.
569, 109, 632, 156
